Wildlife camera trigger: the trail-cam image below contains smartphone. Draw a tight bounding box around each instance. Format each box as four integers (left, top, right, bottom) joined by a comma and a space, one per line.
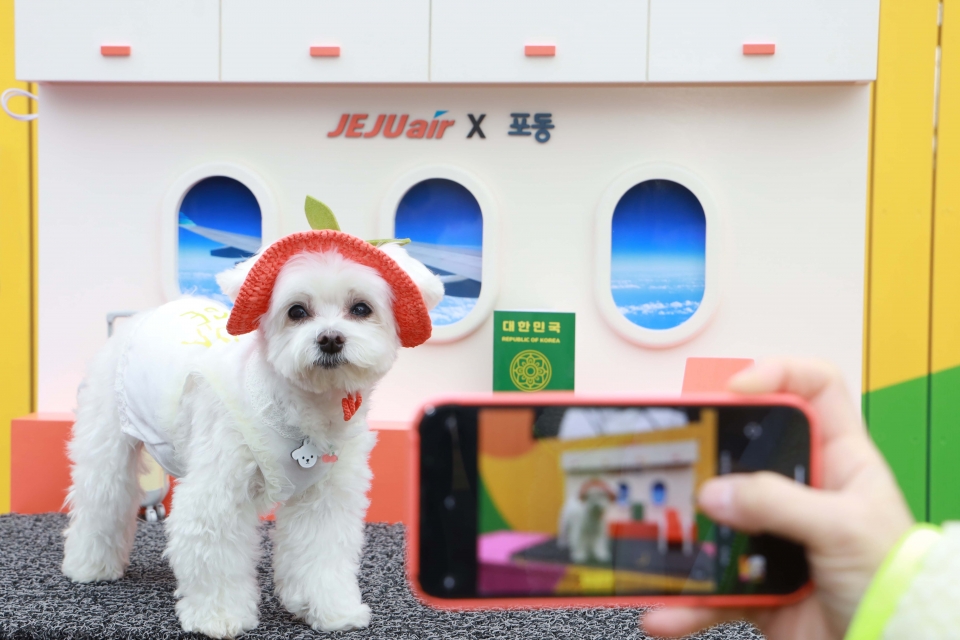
408, 394, 819, 609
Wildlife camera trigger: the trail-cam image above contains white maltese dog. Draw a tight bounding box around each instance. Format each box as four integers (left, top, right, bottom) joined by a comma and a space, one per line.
558, 479, 614, 564
61, 199, 443, 638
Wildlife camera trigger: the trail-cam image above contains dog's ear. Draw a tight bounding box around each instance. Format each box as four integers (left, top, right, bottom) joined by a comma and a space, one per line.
215, 253, 260, 303
378, 243, 445, 311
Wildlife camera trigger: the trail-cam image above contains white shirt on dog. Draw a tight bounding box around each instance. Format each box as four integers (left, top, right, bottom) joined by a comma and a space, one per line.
115, 297, 349, 502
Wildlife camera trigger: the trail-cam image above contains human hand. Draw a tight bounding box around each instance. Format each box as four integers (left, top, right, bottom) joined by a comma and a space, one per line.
642, 359, 914, 640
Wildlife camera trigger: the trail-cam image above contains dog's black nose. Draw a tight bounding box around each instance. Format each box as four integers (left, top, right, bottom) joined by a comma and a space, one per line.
318, 332, 345, 354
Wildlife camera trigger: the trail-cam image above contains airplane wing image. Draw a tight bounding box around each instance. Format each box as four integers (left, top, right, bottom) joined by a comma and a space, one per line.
405, 241, 482, 299
179, 213, 261, 258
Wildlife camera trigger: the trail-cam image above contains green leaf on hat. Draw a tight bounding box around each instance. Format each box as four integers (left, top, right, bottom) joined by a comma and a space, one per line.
367, 238, 411, 248
304, 195, 410, 248
305, 196, 340, 231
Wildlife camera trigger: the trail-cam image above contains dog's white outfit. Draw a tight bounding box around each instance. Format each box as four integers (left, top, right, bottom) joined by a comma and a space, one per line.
116, 298, 344, 501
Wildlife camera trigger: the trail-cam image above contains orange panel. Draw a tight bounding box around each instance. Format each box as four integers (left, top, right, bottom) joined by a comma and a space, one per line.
366, 421, 414, 525
10, 413, 73, 513
477, 408, 536, 457
681, 357, 755, 394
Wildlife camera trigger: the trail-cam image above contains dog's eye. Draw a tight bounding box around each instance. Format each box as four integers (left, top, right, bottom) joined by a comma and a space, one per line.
287, 304, 309, 320
350, 302, 372, 318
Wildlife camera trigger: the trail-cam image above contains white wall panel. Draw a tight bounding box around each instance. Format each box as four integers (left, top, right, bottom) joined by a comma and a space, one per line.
649, 0, 880, 82
431, 0, 648, 83
16, 0, 219, 82
221, 0, 429, 83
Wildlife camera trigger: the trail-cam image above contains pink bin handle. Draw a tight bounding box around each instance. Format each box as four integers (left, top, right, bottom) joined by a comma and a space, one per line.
743, 43, 775, 55
310, 46, 341, 57
101, 45, 131, 57
525, 45, 556, 57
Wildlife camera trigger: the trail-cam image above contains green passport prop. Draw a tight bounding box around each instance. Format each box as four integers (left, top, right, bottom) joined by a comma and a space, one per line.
493, 311, 575, 392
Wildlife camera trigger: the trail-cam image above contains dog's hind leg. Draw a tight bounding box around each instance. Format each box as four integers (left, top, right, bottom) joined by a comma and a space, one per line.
62, 342, 143, 583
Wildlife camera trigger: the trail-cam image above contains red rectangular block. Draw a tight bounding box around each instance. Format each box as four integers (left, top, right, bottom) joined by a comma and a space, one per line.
682, 357, 755, 395
11, 413, 74, 514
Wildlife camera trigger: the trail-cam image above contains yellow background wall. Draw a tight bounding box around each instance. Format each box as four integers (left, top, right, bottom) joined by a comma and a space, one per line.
0, 0, 36, 514
866, 0, 960, 523
928, 0, 960, 523
863, 0, 941, 520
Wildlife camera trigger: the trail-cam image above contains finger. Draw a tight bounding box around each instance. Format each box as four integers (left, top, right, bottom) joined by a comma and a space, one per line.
728, 357, 837, 398
641, 607, 751, 638
728, 358, 863, 444
699, 472, 839, 549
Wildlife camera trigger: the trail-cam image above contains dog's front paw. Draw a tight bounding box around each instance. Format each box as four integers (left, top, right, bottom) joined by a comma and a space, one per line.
306, 602, 371, 632
176, 597, 259, 639
61, 555, 125, 583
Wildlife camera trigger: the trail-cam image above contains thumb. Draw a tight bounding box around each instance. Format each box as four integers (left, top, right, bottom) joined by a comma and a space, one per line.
699, 472, 838, 550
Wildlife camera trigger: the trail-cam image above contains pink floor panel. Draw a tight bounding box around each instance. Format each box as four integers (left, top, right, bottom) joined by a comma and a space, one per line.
477, 531, 566, 595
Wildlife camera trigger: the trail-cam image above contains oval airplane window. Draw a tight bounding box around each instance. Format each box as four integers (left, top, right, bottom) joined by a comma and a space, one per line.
178, 176, 262, 307
395, 178, 483, 327
610, 180, 706, 330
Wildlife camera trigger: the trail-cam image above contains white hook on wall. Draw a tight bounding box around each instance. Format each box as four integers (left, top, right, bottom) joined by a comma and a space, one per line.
1, 88, 38, 121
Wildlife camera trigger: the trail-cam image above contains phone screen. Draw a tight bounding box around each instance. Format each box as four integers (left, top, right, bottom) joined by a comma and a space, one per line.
418, 404, 810, 599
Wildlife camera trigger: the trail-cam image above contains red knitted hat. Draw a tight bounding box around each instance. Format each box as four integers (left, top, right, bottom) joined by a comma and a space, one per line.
579, 479, 616, 501
226, 229, 432, 347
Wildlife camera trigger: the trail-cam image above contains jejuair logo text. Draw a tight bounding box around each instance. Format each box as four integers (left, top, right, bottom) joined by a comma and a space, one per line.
327, 110, 456, 139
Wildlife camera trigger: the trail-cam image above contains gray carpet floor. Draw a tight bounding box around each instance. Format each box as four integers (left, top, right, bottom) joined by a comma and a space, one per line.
0, 514, 762, 640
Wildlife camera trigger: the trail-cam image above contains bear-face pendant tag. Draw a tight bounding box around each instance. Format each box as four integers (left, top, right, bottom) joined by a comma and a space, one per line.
291, 440, 321, 469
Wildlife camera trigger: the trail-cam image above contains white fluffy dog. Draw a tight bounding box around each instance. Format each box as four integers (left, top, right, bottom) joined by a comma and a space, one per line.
61, 217, 442, 638
558, 480, 614, 564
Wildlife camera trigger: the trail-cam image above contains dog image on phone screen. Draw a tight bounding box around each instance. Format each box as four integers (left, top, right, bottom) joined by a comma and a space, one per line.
558, 479, 615, 564
60, 205, 443, 638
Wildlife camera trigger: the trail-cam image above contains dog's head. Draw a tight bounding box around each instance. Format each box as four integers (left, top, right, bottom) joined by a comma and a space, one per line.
217, 237, 443, 394
578, 479, 615, 518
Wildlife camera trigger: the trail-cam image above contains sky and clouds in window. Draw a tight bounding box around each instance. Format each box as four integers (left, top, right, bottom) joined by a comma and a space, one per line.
395, 178, 483, 326
611, 180, 706, 330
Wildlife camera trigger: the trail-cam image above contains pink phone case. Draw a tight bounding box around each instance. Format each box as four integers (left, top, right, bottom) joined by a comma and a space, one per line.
406, 392, 820, 610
